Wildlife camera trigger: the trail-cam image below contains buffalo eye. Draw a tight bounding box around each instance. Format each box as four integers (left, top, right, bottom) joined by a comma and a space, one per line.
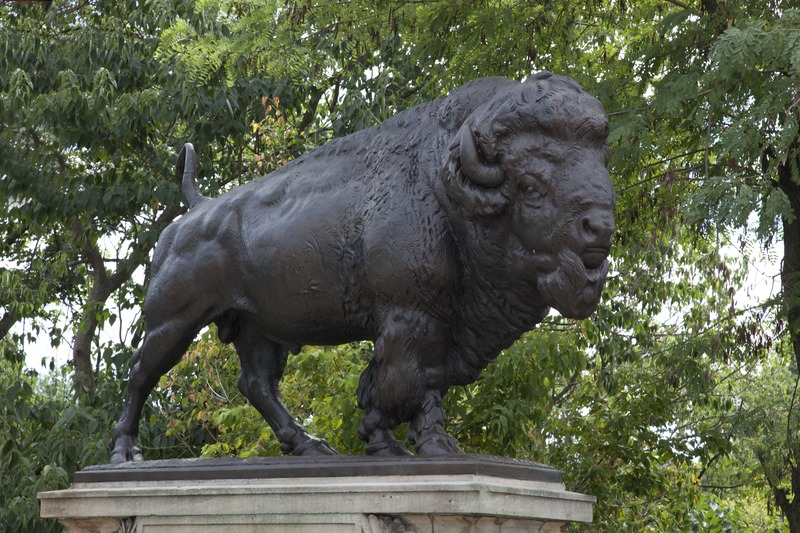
523, 184, 546, 207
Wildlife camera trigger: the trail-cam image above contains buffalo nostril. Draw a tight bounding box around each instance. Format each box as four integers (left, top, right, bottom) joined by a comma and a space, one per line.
581, 214, 613, 245
582, 217, 596, 238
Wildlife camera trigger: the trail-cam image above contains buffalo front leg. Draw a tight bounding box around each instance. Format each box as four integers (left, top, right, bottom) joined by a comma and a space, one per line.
357, 308, 461, 456
408, 389, 463, 455
233, 320, 337, 456
357, 357, 414, 457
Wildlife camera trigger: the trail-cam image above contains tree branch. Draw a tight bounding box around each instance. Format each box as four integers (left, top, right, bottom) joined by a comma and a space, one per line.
699, 482, 748, 490
0, 308, 19, 339
70, 220, 108, 286
665, 0, 694, 11
697, 452, 721, 480
56, 0, 91, 17
552, 370, 580, 406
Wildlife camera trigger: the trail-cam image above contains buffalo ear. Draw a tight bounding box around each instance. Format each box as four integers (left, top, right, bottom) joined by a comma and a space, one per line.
441, 124, 510, 218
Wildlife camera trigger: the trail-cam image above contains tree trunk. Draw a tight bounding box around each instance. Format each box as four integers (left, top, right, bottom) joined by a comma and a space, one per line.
779, 159, 800, 373
69, 206, 182, 394
72, 284, 106, 393
774, 157, 800, 532
70, 222, 123, 393
760, 449, 800, 533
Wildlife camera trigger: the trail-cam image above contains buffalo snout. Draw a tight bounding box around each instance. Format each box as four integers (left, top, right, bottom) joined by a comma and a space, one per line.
580, 203, 612, 239
575, 207, 613, 272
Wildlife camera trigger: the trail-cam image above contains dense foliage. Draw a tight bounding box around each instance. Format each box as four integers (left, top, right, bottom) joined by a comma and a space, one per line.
2, 0, 800, 531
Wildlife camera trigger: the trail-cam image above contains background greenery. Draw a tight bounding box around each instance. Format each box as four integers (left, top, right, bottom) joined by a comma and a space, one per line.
2, 0, 799, 531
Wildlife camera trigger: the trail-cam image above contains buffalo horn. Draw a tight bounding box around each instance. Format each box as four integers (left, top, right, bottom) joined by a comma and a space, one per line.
459, 126, 505, 188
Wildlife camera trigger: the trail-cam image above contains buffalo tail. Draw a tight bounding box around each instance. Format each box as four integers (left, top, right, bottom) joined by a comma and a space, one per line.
175, 142, 208, 209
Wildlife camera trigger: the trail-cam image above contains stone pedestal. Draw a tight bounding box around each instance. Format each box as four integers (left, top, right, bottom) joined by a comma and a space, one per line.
39, 454, 595, 532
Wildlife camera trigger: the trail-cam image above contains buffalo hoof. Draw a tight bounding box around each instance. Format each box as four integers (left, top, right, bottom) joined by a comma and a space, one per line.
109, 436, 144, 464
414, 432, 463, 456
289, 436, 339, 456
366, 439, 413, 456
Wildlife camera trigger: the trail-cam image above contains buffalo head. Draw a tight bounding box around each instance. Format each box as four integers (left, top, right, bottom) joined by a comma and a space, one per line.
444, 71, 615, 319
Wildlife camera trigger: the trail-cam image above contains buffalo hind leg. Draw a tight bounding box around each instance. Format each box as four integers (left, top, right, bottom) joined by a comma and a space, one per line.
109, 324, 197, 463
233, 320, 337, 456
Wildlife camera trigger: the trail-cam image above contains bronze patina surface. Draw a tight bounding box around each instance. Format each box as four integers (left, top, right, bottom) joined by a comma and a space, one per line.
109, 71, 615, 463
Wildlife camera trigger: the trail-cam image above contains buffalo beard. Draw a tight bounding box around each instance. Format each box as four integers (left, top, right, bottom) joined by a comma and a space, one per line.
535, 249, 608, 319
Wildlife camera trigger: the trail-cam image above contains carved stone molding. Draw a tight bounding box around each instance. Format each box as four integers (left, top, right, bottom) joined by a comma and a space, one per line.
358, 514, 416, 533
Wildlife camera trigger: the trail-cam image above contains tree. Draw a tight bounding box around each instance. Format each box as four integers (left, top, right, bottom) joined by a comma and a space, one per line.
4, 0, 800, 531
1, 0, 284, 391
607, 3, 800, 528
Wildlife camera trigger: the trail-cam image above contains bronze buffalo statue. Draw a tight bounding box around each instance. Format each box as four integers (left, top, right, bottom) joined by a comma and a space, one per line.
109, 71, 615, 462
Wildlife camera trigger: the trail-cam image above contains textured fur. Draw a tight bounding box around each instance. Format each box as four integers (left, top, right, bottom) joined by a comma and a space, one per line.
109, 72, 615, 461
